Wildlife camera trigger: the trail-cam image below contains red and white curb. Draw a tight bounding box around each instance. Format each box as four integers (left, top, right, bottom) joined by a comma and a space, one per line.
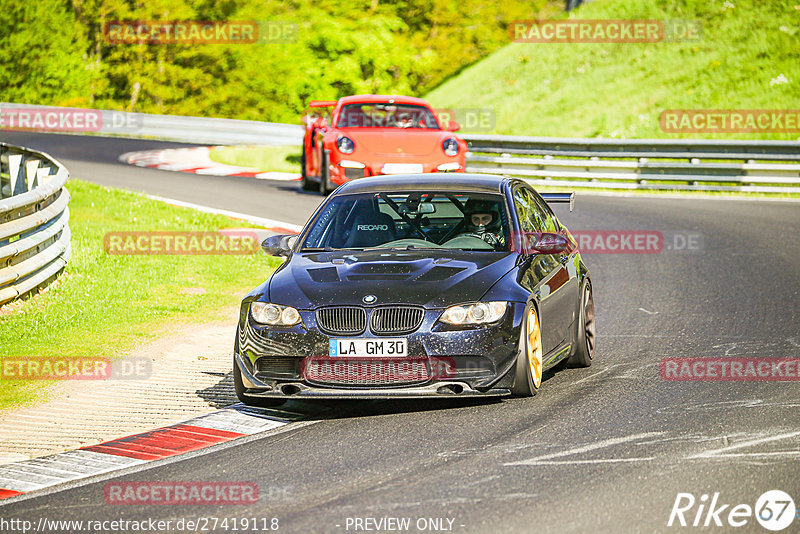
0, 405, 298, 502
120, 146, 301, 181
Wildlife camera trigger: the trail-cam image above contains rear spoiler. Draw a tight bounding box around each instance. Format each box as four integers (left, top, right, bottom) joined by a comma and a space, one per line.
308, 100, 337, 108
541, 192, 575, 212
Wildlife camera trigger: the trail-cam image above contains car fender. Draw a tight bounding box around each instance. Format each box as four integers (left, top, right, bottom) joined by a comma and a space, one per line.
479, 264, 528, 304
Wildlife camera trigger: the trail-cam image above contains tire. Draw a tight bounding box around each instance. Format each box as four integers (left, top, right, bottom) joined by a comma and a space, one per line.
319, 150, 331, 195
511, 305, 543, 397
300, 151, 317, 192
233, 355, 286, 408
566, 278, 595, 368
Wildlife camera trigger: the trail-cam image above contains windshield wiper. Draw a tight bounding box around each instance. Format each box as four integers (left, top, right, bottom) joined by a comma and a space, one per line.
301, 247, 336, 252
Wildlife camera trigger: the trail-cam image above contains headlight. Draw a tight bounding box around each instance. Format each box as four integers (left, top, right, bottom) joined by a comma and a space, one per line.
250, 302, 302, 326
440, 301, 507, 325
336, 136, 355, 154
442, 138, 459, 156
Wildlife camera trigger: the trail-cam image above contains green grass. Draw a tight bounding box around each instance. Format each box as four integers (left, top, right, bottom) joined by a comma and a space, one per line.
425, 0, 800, 140
209, 145, 301, 173
0, 179, 280, 411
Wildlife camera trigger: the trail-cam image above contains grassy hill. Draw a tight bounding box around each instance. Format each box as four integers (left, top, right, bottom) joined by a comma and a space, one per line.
425, 0, 800, 140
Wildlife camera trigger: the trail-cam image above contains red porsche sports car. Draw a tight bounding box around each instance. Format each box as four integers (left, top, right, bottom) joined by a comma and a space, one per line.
300, 95, 468, 194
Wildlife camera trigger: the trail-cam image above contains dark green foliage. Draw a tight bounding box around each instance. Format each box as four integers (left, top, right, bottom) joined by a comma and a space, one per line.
2, 0, 554, 121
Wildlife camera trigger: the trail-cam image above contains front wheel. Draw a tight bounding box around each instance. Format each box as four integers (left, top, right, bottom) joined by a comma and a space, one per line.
566, 279, 595, 368
511, 305, 543, 397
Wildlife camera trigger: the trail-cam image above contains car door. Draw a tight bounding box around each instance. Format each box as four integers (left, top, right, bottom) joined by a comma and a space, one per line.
513, 186, 564, 356
530, 188, 580, 357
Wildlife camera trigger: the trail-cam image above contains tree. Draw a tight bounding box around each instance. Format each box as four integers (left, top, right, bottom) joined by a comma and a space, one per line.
0, 0, 94, 106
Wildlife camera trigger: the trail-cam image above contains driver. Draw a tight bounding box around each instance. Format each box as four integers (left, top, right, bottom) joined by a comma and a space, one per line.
462, 199, 503, 247
395, 113, 414, 128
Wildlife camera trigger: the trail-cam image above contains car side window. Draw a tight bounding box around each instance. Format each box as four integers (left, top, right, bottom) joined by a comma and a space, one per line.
530, 190, 559, 233
513, 188, 544, 233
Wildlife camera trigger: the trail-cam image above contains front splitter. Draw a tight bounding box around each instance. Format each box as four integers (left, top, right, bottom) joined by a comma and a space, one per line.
245, 381, 511, 399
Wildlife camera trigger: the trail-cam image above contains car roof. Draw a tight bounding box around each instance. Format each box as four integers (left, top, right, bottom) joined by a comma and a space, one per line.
334, 174, 510, 195
337, 94, 432, 107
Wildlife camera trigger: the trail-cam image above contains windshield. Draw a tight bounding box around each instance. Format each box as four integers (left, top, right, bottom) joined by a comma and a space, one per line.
336, 103, 440, 129
301, 192, 510, 251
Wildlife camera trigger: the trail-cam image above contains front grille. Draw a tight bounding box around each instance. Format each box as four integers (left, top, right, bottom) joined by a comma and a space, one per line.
370, 307, 424, 335
304, 358, 430, 386
316, 307, 367, 335
255, 356, 299, 376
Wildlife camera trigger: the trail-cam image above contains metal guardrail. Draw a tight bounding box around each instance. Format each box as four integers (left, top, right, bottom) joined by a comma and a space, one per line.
0, 143, 71, 306
462, 135, 800, 193
2, 103, 798, 192
0, 102, 303, 146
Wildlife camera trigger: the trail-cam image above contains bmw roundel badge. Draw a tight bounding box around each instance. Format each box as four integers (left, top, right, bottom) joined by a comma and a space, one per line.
362, 295, 377, 304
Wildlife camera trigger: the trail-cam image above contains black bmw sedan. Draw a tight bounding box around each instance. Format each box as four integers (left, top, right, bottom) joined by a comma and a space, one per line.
234, 174, 594, 405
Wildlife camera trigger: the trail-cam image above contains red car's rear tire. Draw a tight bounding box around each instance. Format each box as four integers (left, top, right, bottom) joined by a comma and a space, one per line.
319, 150, 332, 195
300, 151, 317, 192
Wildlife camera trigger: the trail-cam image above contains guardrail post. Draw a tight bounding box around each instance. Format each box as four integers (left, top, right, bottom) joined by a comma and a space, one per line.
8, 153, 25, 195
24, 158, 41, 192
0, 146, 7, 199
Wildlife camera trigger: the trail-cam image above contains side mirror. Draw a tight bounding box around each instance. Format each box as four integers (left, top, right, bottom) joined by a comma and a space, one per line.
261, 234, 298, 257
446, 120, 461, 132
521, 232, 572, 255
532, 232, 571, 254
312, 117, 327, 129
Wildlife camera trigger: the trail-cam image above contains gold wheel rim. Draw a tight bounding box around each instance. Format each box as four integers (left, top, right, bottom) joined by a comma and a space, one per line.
527, 308, 543, 389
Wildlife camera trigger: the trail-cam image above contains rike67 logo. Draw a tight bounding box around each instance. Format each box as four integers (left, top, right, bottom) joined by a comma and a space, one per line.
668, 490, 796, 531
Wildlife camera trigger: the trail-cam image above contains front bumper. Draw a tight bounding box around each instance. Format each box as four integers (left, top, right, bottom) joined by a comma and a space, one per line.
235, 303, 524, 399
330, 159, 465, 185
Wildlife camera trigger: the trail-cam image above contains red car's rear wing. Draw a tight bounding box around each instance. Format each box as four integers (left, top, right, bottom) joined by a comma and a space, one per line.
541, 192, 575, 212
308, 100, 338, 108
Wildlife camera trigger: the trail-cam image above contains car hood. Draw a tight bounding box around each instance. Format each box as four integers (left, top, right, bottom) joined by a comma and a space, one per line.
338, 128, 454, 157
268, 250, 517, 309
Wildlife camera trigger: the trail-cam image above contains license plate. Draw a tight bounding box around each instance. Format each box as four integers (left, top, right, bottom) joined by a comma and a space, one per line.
381, 163, 423, 174
329, 338, 407, 357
